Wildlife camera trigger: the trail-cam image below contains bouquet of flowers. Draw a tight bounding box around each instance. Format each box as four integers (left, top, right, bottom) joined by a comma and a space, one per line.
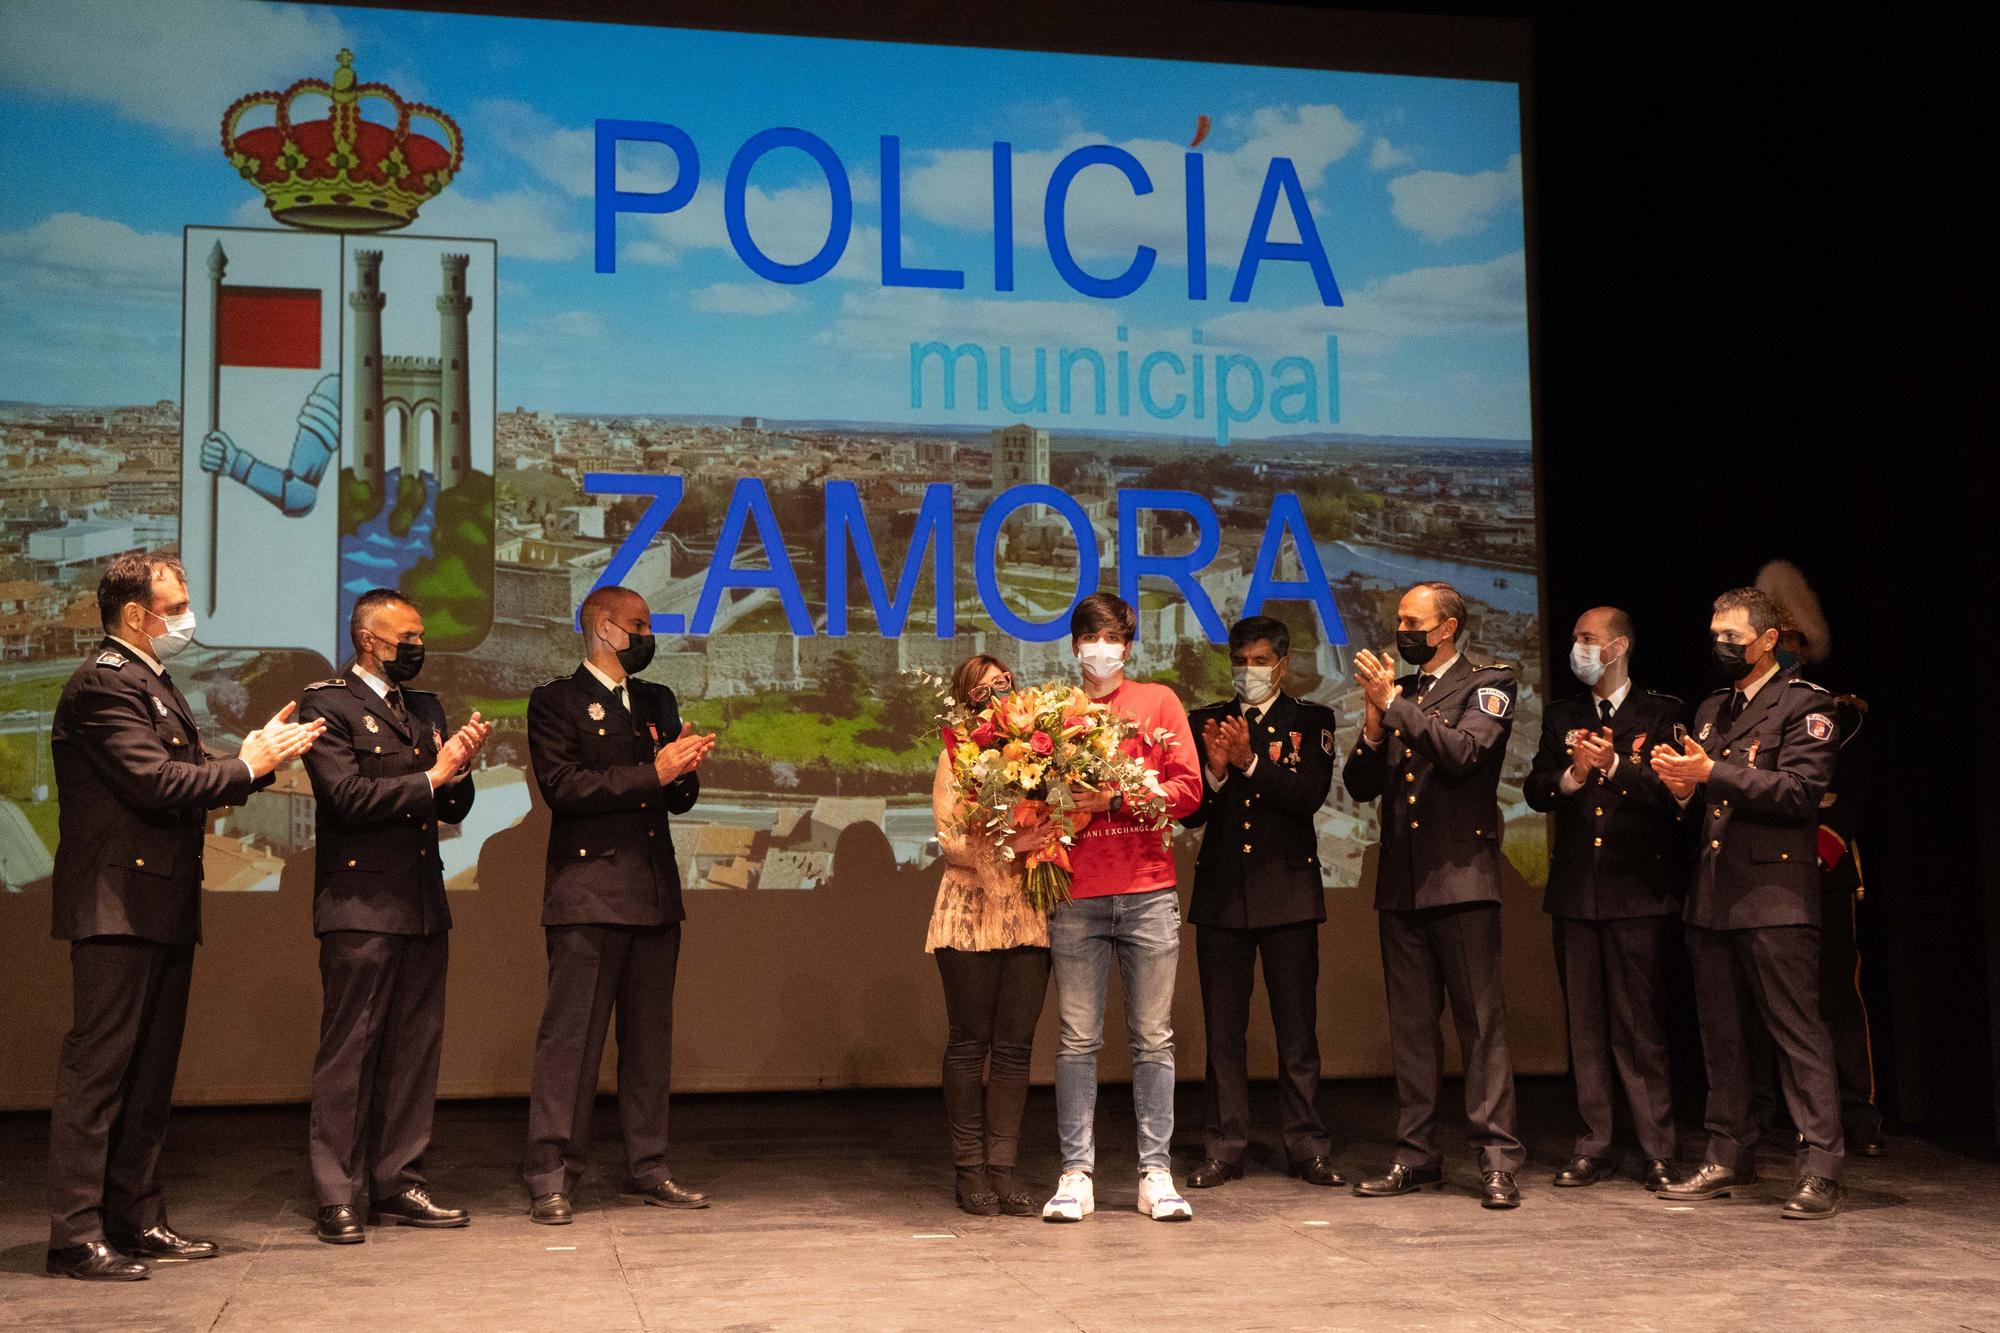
915, 672, 1177, 913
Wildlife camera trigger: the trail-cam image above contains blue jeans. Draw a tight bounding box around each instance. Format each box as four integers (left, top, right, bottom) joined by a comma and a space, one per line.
1049, 887, 1180, 1172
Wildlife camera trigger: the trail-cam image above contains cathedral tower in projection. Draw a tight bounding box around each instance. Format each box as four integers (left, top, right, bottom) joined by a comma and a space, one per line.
347, 250, 472, 493
991, 423, 1050, 488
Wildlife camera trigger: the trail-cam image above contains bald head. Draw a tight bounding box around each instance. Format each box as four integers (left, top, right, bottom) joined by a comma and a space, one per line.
581, 585, 646, 635
580, 584, 652, 677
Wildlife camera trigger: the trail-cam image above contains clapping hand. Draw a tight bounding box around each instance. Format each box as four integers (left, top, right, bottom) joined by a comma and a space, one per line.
654, 722, 717, 785
1570, 726, 1616, 782
1353, 648, 1398, 739
431, 711, 494, 787
1648, 735, 1712, 800
239, 701, 324, 778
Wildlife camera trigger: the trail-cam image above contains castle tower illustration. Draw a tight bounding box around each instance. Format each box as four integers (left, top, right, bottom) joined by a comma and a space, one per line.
347, 249, 473, 493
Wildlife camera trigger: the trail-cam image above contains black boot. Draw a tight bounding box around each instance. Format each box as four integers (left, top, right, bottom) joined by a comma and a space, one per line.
955, 1167, 1001, 1216
987, 1166, 1038, 1216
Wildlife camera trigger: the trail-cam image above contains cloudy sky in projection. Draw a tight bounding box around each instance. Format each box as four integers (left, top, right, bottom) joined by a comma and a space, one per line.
0, 0, 1529, 440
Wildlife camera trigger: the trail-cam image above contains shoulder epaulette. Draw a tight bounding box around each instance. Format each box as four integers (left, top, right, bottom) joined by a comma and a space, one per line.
1475, 660, 1518, 673
1786, 677, 1830, 693
94, 649, 129, 669
535, 675, 568, 690
1643, 689, 1683, 703
302, 677, 346, 690
403, 685, 437, 697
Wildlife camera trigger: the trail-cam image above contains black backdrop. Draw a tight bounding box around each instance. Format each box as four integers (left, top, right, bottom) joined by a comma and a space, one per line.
329, 0, 2000, 1138
1528, 8, 1998, 1138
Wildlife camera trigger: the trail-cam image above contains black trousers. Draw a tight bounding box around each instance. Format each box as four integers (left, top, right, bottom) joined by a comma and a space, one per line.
525, 922, 681, 1197
308, 930, 449, 1208
1378, 903, 1523, 1174
46, 936, 194, 1247
1685, 923, 1845, 1179
1196, 920, 1329, 1166
934, 945, 1050, 1173
1553, 915, 1678, 1161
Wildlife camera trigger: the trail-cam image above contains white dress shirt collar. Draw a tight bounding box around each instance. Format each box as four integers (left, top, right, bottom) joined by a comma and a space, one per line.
106, 634, 164, 676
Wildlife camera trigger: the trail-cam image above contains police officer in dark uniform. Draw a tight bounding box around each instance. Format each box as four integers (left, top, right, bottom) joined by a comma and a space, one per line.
45, 552, 321, 1280
1342, 580, 1524, 1209
1525, 606, 1685, 1191
1756, 558, 1886, 1156
298, 588, 493, 1244
1652, 586, 1846, 1219
1182, 615, 1341, 1190
523, 584, 716, 1224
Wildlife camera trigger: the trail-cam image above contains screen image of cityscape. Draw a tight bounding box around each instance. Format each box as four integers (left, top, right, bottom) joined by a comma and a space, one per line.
0, 0, 1536, 904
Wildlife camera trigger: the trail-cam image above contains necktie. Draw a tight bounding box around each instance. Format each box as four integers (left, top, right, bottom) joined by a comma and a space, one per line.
1723, 691, 1745, 726
385, 686, 409, 731
1417, 674, 1435, 701
1598, 698, 1614, 726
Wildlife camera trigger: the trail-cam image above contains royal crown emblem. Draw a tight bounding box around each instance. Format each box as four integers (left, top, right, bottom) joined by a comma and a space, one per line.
222, 50, 462, 233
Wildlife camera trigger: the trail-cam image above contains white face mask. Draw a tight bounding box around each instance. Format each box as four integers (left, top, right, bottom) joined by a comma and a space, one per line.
1076, 641, 1126, 682
143, 608, 197, 660
1569, 639, 1617, 687
1233, 664, 1279, 707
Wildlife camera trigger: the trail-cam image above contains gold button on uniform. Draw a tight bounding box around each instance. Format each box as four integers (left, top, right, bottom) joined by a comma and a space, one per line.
1407, 795, 1416, 805
1242, 843, 1253, 853
1404, 772, 1415, 783
134, 857, 145, 867
347, 859, 357, 868
1241, 821, 1251, 830
1711, 839, 1720, 849
1594, 806, 1604, 816
1593, 837, 1602, 847
578, 848, 588, 857
1410, 820, 1420, 830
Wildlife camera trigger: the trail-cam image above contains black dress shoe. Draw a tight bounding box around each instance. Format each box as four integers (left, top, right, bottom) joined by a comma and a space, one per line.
1187, 1158, 1243, 1189
529, 1192, 573, 1225
46, 1241, 147, 1280
370, 1186, 469, 1228
987, 1170, 1040, 1217
106, 1223, 219, 1260
1552, 1155, 1606, 1188
1481, 1171, 1521, 1209
619, 1178, 709, 1209
1289, 1156, 1347, 1188
315, 1205, 365, 1245
1643, 1159, 1679, 1192
1353, 1163, 1443, 1197
1657, 1161, 1752, 1201
1780, 1175, 1842, 1220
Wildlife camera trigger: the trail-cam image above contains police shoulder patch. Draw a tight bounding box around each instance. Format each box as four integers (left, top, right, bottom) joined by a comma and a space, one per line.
302, 677, 346, 691
1475, 686, 1512, 718
1804, 712, 1835, 741
95, 650, 128, 668
1321, 728, 1335, 754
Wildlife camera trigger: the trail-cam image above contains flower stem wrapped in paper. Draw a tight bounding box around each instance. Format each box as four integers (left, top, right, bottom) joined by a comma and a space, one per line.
912, 671, 1176, 914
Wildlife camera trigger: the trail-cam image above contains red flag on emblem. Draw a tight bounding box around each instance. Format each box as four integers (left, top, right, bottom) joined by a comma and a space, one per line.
215, 286, 321, 368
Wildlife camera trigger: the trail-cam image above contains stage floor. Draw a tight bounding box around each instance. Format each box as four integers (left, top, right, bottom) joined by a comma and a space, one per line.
3, 1079, 1998, 1331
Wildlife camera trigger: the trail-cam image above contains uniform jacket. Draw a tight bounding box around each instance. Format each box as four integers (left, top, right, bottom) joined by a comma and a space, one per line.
298, 673, 476, 936
1183, 692, 1335, 929
1341, 656, 1516, 912
1524, 686, 1686, 921
527, 665, 698, 927
1682, 672, 1840, 930
49, 637, 269, 945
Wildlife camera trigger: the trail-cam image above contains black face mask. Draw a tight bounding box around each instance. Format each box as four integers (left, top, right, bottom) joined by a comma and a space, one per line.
1709, 638, 1752, 682
376, 638, 425, 683
1396, 627, 1440, 666
614, 628, 656, 676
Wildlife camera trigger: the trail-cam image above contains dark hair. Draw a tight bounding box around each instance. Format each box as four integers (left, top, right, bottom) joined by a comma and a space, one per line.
349, 587, 414, 650
1412, 580, 1468, 641
1069, 591, 1137, 644
1712, 587, 1782, 636
1228, 614, 1290, 659
950, 653, 1010, 708
97, 551, 184, 630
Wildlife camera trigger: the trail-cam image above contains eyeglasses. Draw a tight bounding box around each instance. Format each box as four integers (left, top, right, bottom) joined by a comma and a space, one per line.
968, 675, 1014, 703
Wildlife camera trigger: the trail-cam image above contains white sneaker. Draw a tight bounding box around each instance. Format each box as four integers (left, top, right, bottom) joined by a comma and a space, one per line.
1138, 1167, 1193, 1221
1042, 1170, 1094, 1222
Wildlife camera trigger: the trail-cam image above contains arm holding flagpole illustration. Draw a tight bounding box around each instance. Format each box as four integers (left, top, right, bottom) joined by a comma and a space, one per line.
199, 373, 341, 518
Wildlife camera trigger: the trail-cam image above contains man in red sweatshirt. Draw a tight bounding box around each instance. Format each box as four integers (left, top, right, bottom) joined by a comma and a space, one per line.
1040, 594, 1204, 1224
